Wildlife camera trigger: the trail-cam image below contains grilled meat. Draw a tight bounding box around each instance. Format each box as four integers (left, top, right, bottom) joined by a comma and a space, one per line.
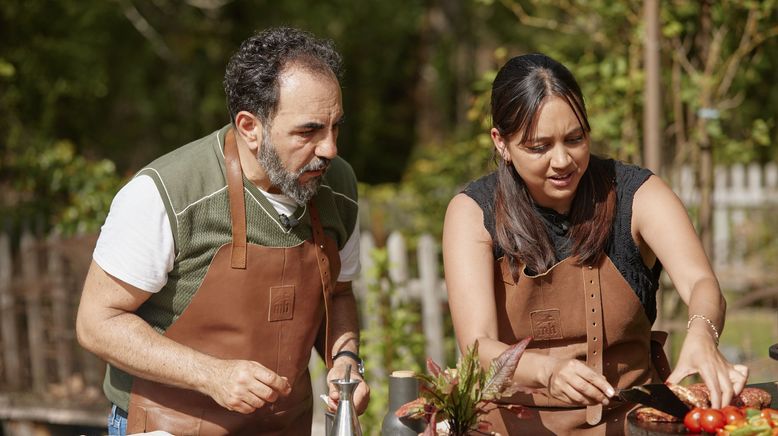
634, 407, 679, 422
686, 383, 772, 409
634, 383, 773, 423
669, 383, 709, 408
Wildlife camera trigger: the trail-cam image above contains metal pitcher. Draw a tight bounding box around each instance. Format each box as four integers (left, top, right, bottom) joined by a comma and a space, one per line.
329, 376, 362, 436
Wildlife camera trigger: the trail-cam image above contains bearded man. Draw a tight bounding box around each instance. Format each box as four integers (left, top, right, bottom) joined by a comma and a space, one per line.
76, 27, 369, 436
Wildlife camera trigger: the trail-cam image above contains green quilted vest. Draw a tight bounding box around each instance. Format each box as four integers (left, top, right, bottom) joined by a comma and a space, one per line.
104, 125, 359, 410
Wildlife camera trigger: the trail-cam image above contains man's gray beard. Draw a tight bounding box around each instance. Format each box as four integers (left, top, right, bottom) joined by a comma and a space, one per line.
258, 132, 329, 206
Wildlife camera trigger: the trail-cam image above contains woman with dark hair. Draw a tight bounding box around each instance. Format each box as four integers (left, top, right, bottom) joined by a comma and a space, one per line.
443, 53, 747, 435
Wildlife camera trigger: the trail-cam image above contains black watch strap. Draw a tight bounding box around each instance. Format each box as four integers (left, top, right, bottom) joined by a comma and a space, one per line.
332, 350, 365, 375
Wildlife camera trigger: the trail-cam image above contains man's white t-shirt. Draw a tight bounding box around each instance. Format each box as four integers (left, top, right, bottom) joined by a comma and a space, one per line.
93, 175, 361, 293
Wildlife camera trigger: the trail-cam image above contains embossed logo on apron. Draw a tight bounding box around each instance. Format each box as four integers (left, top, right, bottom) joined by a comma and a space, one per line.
530, 309, 563, 340
269, 285, 295, 321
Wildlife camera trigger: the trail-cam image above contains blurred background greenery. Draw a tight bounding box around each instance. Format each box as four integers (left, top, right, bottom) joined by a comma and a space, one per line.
1, 0, 777, 433
2, 0, 777, 235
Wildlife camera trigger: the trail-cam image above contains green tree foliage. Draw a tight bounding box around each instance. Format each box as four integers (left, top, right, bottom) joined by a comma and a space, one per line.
2, 136, 122, 235
660, 0, 778, 165
382, 0, 778, 242
460, 0, 775, 165
1, 0, 431, 237
0, 1, 126, 235
2, 0, 776, 236
219, 0, 428, 182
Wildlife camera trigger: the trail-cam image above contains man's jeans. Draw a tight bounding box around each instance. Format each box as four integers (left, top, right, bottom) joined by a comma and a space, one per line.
108, 404, 128, 436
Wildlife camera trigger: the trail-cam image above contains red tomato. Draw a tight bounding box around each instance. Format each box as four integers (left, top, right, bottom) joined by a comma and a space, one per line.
700, 409, 727, 433
684, 407, 704, 433
721, 405, 745, 424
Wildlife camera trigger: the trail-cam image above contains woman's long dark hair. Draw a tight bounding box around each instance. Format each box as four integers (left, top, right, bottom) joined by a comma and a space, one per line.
491, 54, 616, 280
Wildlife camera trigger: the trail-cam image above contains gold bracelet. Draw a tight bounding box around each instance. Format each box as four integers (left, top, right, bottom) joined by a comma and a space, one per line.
687, 314, 720, 344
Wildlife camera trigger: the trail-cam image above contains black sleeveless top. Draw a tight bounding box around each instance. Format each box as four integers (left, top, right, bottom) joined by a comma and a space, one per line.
462, 159, 663, 323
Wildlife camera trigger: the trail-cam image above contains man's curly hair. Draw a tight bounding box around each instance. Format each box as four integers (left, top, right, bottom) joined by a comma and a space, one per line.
223, 27, 342, 124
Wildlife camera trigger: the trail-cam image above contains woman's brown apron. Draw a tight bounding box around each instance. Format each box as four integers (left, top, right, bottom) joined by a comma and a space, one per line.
485, 255, 670, 436
126, 130, 340, 435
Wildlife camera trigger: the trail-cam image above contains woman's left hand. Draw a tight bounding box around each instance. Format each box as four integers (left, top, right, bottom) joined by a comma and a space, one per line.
666, 330, 748, 408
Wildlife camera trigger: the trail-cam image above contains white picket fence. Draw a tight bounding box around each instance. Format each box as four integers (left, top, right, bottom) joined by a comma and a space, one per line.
357, 232, 447, 364
673, 162, 778, 288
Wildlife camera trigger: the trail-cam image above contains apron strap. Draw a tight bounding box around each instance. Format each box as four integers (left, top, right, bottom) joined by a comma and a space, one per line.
224, 129, 247, 269
222, 128, 334, 368
308, 203, 335, 370
583, 262, 605, 425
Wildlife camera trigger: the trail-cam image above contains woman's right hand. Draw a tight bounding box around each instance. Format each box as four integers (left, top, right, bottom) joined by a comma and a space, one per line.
544, 357, 616, 406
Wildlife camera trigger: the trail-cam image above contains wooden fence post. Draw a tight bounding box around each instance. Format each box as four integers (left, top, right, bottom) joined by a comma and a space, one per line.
729, 164, 747, 270
386, 232, 410, 304
21, 230, 46, 393
356, 232, 376, 301
713, 165, 729, 267
357, 232, 377, 324
48, 232, 73, 386
677, 165, 697, 205
747, 162, 763, 204
766, 163, 778, 199
418, 234, 444, 366
357, 232, 386, 380
0, 231, 21, 390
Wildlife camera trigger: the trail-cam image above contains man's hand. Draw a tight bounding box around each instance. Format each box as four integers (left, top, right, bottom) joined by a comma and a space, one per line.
203, 359, 292, 414
326, 359, 370, 415
76, 262, 293, 415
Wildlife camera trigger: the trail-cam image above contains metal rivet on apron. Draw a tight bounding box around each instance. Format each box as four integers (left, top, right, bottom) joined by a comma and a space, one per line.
588, 266, 593, 269
590, 293, 594, 298
593, 337, 597, 341
320, 244, 324, 249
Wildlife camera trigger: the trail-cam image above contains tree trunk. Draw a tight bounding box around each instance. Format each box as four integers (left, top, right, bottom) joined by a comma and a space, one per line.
642, 0, 662, 175
414, 0, 446, 147
697, 0, 714, 257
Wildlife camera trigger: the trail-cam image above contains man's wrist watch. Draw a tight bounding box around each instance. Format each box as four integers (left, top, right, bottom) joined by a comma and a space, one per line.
333, 350, 365, 376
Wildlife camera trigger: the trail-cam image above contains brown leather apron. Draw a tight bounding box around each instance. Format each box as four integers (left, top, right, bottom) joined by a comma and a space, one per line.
126, 130, 340, 435
485, 255, 670, 436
